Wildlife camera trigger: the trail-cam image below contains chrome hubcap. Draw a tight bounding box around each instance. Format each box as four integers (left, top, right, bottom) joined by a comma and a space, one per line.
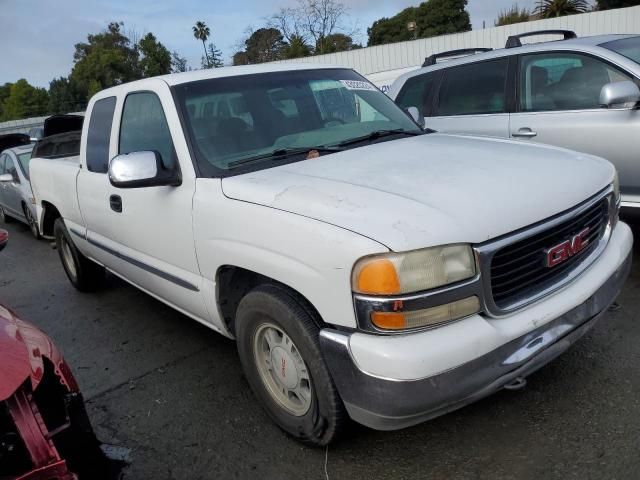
61, 238, 77, 279
253, 323, 312, 416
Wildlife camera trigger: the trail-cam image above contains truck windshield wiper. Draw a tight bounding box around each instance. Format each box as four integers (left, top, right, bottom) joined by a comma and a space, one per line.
337, 129, 424, 147
228, 146, 344, 168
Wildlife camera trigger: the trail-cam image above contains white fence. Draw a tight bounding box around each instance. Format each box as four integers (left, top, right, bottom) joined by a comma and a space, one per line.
274, 5, 640, 75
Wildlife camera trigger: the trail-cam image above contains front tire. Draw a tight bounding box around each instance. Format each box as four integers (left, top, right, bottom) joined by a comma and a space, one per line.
236, 284, 347, 446
54, 218, 105, 292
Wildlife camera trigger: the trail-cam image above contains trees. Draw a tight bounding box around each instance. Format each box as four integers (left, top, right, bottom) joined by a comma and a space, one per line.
316, 33, 360, 53
0, 80, 49, 121
283, 34, 312, 59
367, 0, 471, 47
193, 21, 211, 65
233, 28, 287, 65
47, 77, 85, 114
534, 0, 589, 18
597, 0, 640, 8
171, 52, 189, 73
495, 4, 531, 26
138, 33, 172, 77
202, 43, 224, 68
70, 22, 141, 100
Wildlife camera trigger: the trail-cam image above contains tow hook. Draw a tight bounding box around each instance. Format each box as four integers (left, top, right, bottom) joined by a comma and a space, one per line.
504, 376, 527, 391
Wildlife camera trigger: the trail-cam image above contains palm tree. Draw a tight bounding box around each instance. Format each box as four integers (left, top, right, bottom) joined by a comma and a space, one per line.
534, 0, 589, 18
193, 21, 211, 66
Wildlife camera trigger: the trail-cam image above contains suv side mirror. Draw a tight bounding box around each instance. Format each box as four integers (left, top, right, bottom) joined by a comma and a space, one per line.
405, 106, 425, 129
109, 151, 181, 189
600, 81, 640, 109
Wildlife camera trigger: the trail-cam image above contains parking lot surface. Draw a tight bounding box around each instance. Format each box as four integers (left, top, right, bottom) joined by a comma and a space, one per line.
0, 220, 638, 480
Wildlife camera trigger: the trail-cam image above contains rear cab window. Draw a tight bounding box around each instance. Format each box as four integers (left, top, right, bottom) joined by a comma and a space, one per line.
86, 97, 117, 173
436, 59, 509, 116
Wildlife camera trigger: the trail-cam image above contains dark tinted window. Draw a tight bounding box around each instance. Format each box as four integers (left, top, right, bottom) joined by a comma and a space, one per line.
0, 155, 6, 174
436, 59, 508, 116
519, 53, 631, 112
86, 97, 116, 173
395, 73, 436, 114
119, 92, 176, 169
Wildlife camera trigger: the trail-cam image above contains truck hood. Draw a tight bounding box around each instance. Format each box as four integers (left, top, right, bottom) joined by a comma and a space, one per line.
221, 134, 614, 251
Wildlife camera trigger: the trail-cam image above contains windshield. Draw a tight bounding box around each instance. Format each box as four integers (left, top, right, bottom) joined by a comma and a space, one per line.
17, 151, 32, 180
602, 36, 640, 65
172, 68, 422, 176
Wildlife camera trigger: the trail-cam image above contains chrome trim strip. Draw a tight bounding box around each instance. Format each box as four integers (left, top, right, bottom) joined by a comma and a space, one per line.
79, 234, 200, 292
476, 186, 614, 317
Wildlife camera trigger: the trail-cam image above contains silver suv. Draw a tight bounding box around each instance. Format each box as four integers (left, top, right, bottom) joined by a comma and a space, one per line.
389, 31, 640, 212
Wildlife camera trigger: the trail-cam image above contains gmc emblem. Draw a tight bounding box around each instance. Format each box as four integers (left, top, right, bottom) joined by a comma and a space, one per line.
544, 227, 590, 268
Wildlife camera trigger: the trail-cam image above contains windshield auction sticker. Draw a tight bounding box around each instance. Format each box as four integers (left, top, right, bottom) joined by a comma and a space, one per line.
340, 80, 377, 91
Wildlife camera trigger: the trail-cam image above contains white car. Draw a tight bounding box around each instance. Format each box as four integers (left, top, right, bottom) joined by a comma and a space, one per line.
30, 64, 632, 445
0, 136, 39, 238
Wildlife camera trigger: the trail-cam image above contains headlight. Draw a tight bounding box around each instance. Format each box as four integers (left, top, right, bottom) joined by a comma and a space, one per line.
352, 244, 476, 295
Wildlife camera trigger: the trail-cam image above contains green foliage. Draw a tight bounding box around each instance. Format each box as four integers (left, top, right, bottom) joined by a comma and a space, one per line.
201, 43, 224, 68
70, 22, 141, 101
316, 33, 360, 54
139, 33, 172, 77
283, 35, 312, 59
234, 28, 287, 65
596, 0, 640, 8
0, 83, 12, 120
533, 0, 589, 18
193, 21, 211, 64
171, 51, 189, 73
0, 79, 49, 121
495, 4, 531, 26
47, 77, 85, 114
367, 0, 471, 47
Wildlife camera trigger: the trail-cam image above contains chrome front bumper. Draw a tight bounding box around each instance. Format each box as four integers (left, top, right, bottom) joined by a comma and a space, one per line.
319, 249, 632, 431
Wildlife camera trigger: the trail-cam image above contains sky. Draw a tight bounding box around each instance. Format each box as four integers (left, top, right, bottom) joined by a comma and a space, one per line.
0, 0, 577, 88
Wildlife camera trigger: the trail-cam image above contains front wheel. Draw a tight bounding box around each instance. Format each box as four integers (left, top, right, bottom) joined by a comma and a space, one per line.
0, 205, 12, 224
235, 284, 347, 446
54, 218, 105, 292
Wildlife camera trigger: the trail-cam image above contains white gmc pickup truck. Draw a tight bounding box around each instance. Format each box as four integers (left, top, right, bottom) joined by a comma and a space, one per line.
30, 64, 633, 446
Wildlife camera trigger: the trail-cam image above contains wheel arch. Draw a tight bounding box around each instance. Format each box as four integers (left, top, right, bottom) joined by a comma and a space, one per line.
216, 265, 326, 336
40, 201, 62, 237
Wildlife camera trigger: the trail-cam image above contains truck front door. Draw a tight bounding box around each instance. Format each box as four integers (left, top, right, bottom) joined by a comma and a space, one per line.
76, 84, 209, 322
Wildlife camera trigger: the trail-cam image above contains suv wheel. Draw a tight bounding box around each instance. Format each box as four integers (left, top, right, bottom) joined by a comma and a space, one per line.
236, 284, 347, 446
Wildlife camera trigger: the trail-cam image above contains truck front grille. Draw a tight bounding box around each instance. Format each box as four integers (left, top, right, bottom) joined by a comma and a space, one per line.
489, 196, 609, 310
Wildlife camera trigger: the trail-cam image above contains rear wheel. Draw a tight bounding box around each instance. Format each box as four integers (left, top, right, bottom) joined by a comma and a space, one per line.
0, 206, 12, 224
236, 284, 347, 446
54, 218, 105, 292
23, 204, 40, 239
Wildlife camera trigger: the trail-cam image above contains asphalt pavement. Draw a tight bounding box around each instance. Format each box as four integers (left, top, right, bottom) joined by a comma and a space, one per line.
0, 219, 638, 480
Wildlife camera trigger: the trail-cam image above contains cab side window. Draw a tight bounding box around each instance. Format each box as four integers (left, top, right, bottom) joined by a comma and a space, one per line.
119, 92, 176, 170
436, 59, 509, 116
0, 154, 6, 174
4, 156, 19, 183
86, 96, 117, 173
395, 72, 436, 115
519, 53, 632, 112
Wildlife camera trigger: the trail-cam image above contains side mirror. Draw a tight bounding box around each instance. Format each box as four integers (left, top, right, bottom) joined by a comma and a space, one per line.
405, 106, 425, 129
108, 151, 181, 189
0, 173, 13, 183
600, 81, 640, 109
0, 229, 7, 252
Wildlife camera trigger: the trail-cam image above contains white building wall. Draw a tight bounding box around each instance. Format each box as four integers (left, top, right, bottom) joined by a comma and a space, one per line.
274, 6, 640, 75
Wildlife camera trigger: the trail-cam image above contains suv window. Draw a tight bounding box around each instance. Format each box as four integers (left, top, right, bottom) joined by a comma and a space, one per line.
436, 59, 509, 116
86, 96, 117, 173
119, 92, 176, 169
519, 53, 632, 112
5, 156, 19, 183
395, 72, 437, 115
0, 154, 5, 174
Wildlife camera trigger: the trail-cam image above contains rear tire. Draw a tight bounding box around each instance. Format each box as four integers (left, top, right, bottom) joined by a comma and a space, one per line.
54, 218, 105, 292
0, 206, 12, 223
235, 284, 347, 446
23, 204, 40, 239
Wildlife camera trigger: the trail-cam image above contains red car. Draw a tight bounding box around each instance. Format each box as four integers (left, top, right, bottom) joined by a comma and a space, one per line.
0, 230, 119, 479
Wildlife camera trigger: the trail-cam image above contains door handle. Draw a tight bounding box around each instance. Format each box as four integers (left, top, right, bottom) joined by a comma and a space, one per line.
110, 195, 122, 213
512, 128, 537, 138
